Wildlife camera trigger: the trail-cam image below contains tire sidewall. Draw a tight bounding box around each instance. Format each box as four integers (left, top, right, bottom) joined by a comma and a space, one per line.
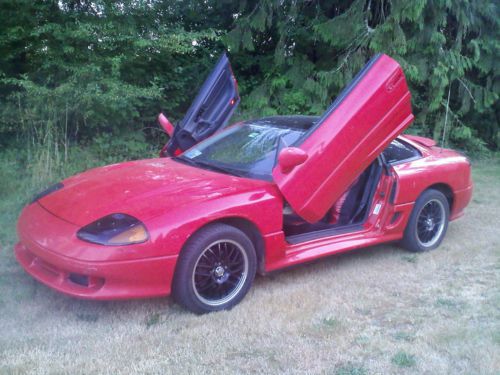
172, 223, 257, 314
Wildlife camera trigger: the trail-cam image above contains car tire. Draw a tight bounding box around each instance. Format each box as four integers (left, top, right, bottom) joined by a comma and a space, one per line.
401, 189, 450, 252
172, 223, 257, 314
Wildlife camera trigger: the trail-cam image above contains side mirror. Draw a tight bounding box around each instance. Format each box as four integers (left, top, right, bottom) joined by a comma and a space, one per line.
278, 147, 308, 174
158, 113, 174, 137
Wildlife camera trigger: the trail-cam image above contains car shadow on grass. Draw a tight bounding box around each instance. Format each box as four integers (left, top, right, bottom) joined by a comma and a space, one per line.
3, 241, 408, 322
255, 242, 404, 284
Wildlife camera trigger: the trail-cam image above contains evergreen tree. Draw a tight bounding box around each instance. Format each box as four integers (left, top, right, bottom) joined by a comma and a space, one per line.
226, 0, 499, 151
0, 0, 497, 153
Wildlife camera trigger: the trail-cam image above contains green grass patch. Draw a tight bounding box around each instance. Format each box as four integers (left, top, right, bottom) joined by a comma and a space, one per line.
322, 316, 341, 329
434, 297, 467, 311
76, 313, 99, 323
353, 335, 370, 346
401, 254, 418, 263
392, 331, 415, 342
491, 330, 500, 345
391, 351, 416, 368
335, 363, 367, 375
145, 312, 161, 328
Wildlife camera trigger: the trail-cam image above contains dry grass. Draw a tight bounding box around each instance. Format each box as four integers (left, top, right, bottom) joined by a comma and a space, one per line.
0, 159, 499, 375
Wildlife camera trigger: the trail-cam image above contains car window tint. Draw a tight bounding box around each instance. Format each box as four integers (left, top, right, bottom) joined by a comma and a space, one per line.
200, 124, 297, 164
181, 123, 305, 179
383, 139, 421, 164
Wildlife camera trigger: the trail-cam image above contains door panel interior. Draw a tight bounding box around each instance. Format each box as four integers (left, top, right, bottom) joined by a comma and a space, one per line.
164, 53, 240, 156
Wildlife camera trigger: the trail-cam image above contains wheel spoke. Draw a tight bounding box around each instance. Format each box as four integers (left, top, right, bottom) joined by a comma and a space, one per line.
210, 247, 220, 262
228, 263, 244, 274
197, 280, 215, 292
224, 242, 235, 265
217, 243, 223, 260
196, 263, 213, 269
229, 247, 242, 265
225, 277, 239, 286
227, 244, 237, 262
194, 269, 212, 277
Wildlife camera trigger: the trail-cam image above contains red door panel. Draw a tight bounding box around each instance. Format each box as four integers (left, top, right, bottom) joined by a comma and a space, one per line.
272, 54, 414, 223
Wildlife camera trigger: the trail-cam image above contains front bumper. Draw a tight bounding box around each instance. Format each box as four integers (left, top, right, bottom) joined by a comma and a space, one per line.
14, 241, 177, 300
15, 203, 178, 300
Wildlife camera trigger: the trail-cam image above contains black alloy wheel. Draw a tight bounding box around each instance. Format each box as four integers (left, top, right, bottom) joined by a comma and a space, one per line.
192, 239, 249, 306
402, 189, 450, 252
172, 223, 257, 314
415, 199, 446, 247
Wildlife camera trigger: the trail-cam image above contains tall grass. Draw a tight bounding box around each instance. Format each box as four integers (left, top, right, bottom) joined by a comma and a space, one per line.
1, 101, 159, 250
6, 85, 72, 190
2, 72, 163, 192
0, 136, 157, 253
8, 134, 158, 195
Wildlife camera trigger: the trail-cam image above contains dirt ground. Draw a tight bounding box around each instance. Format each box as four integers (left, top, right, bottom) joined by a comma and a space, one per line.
0, 159, 498, 374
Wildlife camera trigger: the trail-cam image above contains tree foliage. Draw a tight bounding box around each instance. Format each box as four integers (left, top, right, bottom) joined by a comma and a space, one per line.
0, 0, 498, 156
0, 0, 230, 147
227, 0, 499, 152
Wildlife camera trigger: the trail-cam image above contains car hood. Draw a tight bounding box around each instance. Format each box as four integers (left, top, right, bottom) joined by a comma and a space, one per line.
37, 158, 267, 226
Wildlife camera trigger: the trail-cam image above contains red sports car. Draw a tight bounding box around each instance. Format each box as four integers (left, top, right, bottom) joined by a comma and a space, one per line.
15, 54, 473, 313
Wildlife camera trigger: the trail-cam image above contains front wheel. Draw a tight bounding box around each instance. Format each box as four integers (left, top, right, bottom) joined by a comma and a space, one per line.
172, 223, 257, 314
402, 189, 450, 252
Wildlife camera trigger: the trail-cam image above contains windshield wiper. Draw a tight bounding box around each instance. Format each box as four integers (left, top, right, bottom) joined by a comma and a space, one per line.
173, 156, 246, 178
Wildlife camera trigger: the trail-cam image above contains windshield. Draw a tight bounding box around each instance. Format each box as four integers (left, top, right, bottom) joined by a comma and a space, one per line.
176, 120, 307, 180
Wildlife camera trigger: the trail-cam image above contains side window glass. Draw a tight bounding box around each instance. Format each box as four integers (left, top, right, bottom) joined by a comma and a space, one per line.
383, 139, 421, 164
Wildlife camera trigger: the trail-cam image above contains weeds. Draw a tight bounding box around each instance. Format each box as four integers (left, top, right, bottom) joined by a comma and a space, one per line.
435, 297, 466, 312
492, 331, 500, 345
335, 363, 367, 375
322, 317, 341, 329
402, 254, 418, 263
145, 312, 161, 328
76, 313, 99, 323
391, 351, 416, 368
393, 331, 415, 342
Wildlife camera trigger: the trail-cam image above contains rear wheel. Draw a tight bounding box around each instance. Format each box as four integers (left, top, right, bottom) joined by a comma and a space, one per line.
172, 223, 257, 314
402, 189, 449, 252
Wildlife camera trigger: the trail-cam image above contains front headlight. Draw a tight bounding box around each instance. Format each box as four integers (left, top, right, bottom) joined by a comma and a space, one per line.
77, 213, 149, 246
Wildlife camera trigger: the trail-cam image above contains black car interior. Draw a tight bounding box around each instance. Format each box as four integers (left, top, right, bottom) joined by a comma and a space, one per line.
283, 159, 383, 240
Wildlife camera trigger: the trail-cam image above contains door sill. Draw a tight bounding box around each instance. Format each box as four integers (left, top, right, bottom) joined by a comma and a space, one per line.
285, 224, 365, 245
